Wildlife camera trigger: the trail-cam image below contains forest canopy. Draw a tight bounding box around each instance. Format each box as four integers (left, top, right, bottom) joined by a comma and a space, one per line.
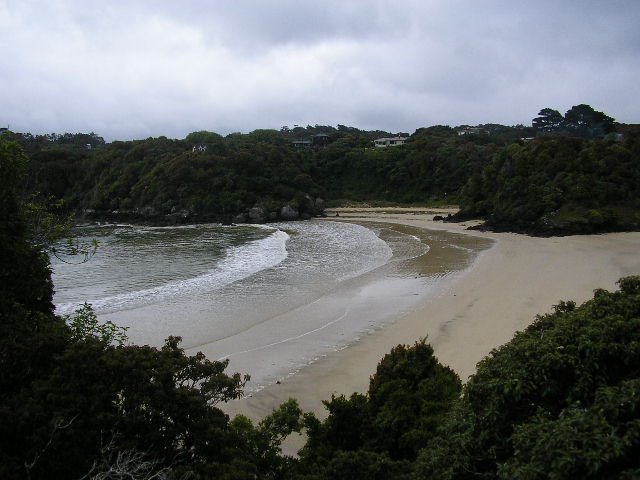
6, 103, 638, 234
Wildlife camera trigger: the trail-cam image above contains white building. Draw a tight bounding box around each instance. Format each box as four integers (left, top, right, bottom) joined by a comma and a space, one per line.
373, 136, 408, 148
457, 127, 487, 136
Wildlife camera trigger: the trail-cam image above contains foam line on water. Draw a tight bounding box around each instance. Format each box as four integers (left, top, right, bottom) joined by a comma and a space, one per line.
56, 229, 289, 316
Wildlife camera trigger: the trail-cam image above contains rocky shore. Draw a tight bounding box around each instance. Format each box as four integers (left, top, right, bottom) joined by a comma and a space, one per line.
77, 196, 327, 226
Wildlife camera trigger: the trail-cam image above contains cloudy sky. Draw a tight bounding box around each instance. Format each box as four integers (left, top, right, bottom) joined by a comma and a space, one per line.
1, 1, 639, 141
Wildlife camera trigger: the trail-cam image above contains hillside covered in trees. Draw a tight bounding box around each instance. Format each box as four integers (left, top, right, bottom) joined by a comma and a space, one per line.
457, 106, 640, 234
7, 103, 639, 234
10, 124, 512, 224
2, 135, 639, 478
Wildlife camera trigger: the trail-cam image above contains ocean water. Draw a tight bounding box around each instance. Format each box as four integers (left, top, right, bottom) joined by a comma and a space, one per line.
52, 220, 490, 392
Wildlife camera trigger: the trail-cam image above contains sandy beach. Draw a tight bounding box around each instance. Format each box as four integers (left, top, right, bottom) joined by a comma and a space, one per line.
223, 208, 640, 426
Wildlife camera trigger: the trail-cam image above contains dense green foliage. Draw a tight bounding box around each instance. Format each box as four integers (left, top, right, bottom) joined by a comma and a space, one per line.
0, 139, 55, 317
11, 122, 533, 223
417, 277, 640, 479
293, 277, 640, 478
459, 127, 640, 233
12, 103, 638, 234
13, 131, 327, 222
294, 340, 461, 478
312, 126, 513, 204
0, 138, 302, 479
532, 104, 616, 138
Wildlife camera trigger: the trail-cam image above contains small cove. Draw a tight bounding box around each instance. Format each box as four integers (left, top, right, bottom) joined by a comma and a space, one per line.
52, 220, 493, 393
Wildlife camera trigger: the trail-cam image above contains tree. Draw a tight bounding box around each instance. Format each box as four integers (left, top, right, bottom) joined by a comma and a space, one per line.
368, 340, 461, 460
457, 132, 640, 234
0, 138, 55, 316
1, 334, 252, 479
500, 378, 640, 479
532, 107, 564, 133
67, 303, 128, 345
231, 399, 305, 477
564, 104, 616, 137
0, 137, 293, 479
417, 277, 640, 479
297, 339, 461, 478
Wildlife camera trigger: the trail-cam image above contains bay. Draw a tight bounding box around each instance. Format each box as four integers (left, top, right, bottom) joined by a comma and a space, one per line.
52, 220, 491, 393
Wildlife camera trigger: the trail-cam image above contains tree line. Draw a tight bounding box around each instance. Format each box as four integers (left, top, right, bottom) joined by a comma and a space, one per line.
532, 104, 616, 138
458, 125, 640, 234
7, 104, 638, 234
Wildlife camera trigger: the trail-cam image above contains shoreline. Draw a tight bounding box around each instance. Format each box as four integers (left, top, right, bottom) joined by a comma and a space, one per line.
223, 208, 640, 425
191, 220, 486, 398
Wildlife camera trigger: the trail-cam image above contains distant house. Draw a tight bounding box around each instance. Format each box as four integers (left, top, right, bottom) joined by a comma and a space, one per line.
312, 133, 330, 146
457, 127, 487, 136
374, 136, 408, 148
291, 140, 312, 148
291, 134, 331, 149
192, 145, 208, 153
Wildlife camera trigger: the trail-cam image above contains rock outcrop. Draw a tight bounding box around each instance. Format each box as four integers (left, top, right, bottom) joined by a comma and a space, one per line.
280, 205, 300, 221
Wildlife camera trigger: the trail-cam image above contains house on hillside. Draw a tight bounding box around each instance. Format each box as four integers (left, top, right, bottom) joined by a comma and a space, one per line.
291, 140, 312, 148
291, 134, 331, 149
457, 127, 487, 136
312, 133, 330, 146
373, 136, 408, 148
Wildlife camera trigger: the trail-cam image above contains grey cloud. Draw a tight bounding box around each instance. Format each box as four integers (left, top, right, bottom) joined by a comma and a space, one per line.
162, 0, 411, 47
1, 0, 638, 140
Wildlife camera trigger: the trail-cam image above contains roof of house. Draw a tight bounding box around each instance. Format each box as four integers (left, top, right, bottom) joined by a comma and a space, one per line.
374, 136, 408, 142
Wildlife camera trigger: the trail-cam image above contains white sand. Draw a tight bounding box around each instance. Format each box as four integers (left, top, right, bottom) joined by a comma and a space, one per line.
223, 208, 640, 425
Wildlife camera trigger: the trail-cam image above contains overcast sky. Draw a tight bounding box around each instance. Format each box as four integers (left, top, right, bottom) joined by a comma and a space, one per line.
1, 1, 639, 141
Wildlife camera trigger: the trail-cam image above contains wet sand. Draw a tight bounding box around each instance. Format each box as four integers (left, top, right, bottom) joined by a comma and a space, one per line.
194, 220, 490, 399
222, 208, 640, 427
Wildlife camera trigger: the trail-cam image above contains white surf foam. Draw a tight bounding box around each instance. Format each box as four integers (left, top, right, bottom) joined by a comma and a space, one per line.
56, 229, 290, 316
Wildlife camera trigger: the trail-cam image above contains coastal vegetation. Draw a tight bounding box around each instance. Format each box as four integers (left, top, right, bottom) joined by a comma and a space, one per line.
7, 103, 639, 235
291, 277, 640, 479
458, 126, 640, 234
1, 138, 301, 478
2, 133, 640, 478
454, 104, 639, 234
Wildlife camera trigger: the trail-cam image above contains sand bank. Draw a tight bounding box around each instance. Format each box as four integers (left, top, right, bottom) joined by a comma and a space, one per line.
223, 208, 640, 424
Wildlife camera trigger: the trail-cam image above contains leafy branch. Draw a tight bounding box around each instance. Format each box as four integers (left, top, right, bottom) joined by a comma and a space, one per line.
68, 303, 129, 346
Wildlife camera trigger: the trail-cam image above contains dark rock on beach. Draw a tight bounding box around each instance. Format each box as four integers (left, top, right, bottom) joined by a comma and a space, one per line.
280, 205, 300, 221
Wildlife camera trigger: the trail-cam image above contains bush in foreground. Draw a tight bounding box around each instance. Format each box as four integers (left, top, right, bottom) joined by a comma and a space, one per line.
417, 277, 640, 479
